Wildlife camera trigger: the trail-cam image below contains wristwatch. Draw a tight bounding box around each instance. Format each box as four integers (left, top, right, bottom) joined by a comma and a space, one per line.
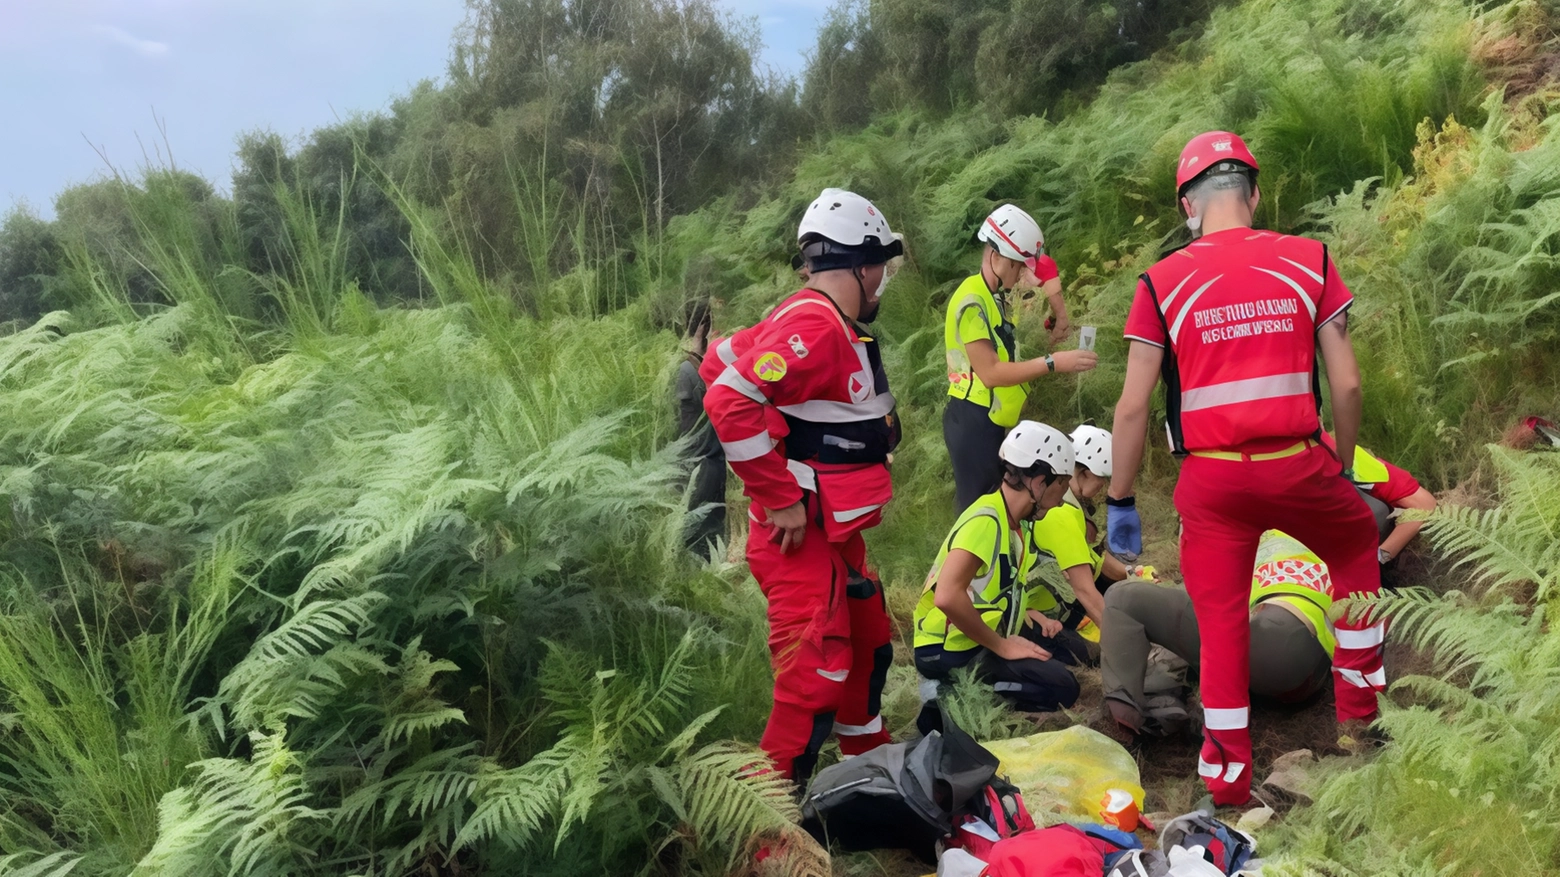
1045, 354, 1055, 373
1377, 548, 1392, 564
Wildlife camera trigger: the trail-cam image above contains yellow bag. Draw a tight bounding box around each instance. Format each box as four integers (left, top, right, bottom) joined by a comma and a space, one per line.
982, 726, 1144, 823
1074, 616, 1100, 643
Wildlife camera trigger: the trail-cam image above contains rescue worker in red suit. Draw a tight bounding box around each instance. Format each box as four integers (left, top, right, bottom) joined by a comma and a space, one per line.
701, 188, 904, 782
1105, 133, 1385, 806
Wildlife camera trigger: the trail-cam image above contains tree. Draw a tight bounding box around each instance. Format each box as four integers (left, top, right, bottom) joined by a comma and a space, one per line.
0, 206, 60, 323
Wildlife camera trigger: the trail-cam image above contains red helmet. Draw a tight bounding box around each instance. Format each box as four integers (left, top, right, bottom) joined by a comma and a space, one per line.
1176, 131, 1259, 197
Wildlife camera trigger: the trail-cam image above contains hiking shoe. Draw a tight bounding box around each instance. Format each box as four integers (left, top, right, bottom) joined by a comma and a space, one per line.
1142, 694, 1191, 737
1337, 719, 1391, 755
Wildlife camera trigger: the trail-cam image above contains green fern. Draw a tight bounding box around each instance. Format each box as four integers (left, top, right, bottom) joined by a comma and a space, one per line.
1272, 447, 1560, 873
1420, 446, 1560, 601
133, 730, 327, 877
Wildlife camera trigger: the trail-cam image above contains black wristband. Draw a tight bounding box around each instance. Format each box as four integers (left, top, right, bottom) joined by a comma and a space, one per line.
1105, 495, 1135, 508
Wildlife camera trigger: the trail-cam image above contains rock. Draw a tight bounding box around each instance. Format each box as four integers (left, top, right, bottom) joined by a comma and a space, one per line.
1261, 748, 1319, 805
1235, 805, 1275, 831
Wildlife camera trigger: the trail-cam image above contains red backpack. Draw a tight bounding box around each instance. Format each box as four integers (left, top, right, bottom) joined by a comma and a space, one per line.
945, 778, 1037, 859
980, 825, 1105, 877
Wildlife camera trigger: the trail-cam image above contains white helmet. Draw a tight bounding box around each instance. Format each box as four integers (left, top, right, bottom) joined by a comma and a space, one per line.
1070, 425, 1113, 477
798, 188, 896, 246
977, 204, 1043, 263
999, 421, 1075, 475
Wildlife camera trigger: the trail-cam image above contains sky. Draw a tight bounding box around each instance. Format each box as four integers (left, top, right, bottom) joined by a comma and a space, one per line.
0, 0, 825, 219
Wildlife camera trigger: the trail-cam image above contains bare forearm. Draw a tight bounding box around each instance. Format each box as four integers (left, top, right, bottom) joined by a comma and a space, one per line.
1379, 520, 1425, 559
1110, 403, 1148, 499
1067, 567, 1105, 628
1330, 380, 1362, 468
1318, 319, 1362, 468
1380, 488, 1436, 559
934, 556, 1004, 652
1109, 342, 1162, 500
975, 357, 1053, 388
941, 598, 1004, 653
1044, 282, 1067, 322
1101, 551, 1129, 582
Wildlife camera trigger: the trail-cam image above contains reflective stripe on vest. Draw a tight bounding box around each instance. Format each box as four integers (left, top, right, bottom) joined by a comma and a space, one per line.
944, 274, 1028, 427
913, 494, 1030, 651
1250, 530, 1336, 657
1181, 372, 1312, 412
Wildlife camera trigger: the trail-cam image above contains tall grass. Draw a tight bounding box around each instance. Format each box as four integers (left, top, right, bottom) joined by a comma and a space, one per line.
0, 167, 781, 873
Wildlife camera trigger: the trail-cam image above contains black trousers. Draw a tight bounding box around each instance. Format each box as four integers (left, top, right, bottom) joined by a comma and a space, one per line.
683, 454, 727, 559
915, 625, 1083, 713
943, 397, 1008, 512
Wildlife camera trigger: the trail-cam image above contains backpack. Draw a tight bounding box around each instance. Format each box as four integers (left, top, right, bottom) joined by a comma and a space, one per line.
801, 713, 998, 863
1159, 810, 1258, 874
1075, 823, 1143, 873
980, 825, 1105, 877
945, 776, 1036, 859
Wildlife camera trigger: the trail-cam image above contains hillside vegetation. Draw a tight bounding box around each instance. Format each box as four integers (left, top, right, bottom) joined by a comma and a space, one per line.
0, 0, 1559, 874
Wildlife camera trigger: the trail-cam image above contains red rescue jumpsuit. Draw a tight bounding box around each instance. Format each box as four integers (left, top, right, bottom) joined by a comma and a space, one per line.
1124, 228, 1385, 804
701, 290, 895, 780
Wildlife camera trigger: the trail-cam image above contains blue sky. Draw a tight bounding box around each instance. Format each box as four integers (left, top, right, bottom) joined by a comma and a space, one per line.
0, 0, 825, 219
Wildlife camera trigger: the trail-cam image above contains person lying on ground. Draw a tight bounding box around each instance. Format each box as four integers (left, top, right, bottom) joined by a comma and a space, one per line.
1318, 431, 1437, 566
913, 422, 1082, 729
1100, 531, 1345, 739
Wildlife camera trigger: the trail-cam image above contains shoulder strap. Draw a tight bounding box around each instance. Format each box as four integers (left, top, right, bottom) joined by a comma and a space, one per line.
926, 504, 1007, 596
773, 292, 854, 342
1310, 243, 1330, 417
1140, 272, 1187, 456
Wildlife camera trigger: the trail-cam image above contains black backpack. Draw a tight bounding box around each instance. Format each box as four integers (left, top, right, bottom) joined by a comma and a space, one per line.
799, 713, 998, 863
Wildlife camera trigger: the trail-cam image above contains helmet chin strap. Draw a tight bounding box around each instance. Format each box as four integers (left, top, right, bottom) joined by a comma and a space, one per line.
853, 264, 884, 323
1022, 476, 1046, 521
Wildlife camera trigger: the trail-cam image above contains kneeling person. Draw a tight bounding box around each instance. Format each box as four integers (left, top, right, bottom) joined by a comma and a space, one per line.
914, 422, 1085, 716
1025, 424, 1135, 645
1101, 531, 1334, 736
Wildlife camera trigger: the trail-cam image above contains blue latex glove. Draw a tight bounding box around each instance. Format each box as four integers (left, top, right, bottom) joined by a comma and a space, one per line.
1106, 496, 1142, 563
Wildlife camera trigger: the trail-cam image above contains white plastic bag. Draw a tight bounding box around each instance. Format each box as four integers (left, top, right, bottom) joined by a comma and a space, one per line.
937, 847, 988, 877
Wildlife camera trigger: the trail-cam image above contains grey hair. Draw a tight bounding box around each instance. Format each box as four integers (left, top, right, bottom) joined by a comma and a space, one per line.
1184, 171, 1254, 211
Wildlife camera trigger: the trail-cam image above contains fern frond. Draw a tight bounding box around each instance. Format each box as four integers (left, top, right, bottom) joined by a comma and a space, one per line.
133, 731, 326, 877
667, 742, 799, 868
379, 637, 466, 746
451, 749, 572, 853
0, 852, 83, 877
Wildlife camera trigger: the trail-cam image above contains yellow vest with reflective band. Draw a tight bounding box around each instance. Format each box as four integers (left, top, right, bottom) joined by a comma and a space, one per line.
914, 490, 1036, 652
1352, 446, 1390, 484
945, 274, 1028, 427
1248, 530, 1337, 658
1023, 494, 1097, 621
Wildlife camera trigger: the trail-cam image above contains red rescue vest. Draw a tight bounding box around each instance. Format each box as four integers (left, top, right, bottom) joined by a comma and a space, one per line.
1139, 231, 1330, 453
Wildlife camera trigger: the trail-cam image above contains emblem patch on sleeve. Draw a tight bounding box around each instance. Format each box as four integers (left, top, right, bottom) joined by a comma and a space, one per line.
753, 352, 788, 382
